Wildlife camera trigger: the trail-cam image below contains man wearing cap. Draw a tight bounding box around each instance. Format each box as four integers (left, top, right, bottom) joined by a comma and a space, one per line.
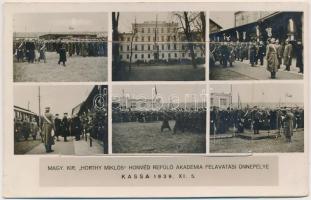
61, 113, 69, 142
265, 38, 279, 79
283, 109, 294, 143
283, 39, 293, 71
42, 107, 55, 153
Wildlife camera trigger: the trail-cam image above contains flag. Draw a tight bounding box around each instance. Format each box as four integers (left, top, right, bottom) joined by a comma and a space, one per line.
154, 85, 157, 96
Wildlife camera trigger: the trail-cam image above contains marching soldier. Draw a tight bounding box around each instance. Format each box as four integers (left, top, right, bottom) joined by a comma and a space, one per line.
57, 43, 67, 66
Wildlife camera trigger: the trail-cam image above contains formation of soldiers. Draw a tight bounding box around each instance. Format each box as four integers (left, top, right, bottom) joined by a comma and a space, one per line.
112, 108, 206, 134
13, 38, 107, 63
210, 106, 304, 142
210, 39, 303, 75
14, 117, 39, 142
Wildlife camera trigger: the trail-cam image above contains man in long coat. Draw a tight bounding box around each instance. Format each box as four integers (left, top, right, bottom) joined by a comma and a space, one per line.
266, 38, 279, 79
283, 109, 294, 143
61, 113, 70, 142
71, 114, 82, 141
54, 114, 61, 141
57, 43, 67, 66
283, 39, 293, 71
42, 107, 55, 153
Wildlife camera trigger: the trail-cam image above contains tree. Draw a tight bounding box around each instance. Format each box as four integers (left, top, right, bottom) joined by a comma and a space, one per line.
174, 12, 200, 69
128, 18, 138, 73
112, 12, 120, 79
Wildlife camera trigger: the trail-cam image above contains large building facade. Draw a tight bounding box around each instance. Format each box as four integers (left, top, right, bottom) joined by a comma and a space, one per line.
118, 21, 205, 63
210, 92, 232, 110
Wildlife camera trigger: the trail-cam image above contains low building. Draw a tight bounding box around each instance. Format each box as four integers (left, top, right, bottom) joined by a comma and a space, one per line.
210, 19, 223, 34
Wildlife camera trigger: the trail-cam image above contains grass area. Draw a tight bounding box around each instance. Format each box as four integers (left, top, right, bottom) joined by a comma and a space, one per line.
14, 139, 41, 155
209, 66, 253, 80
114, 64, 205, 81
14, 52, 107, 82
210, 129, 304, 153
112, 121, 206, 153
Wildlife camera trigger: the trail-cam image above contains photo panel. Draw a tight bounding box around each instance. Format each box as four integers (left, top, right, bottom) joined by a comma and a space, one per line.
209, 11, 304, 80
13, 12, 108, 82
111, 84, 207, 153
209, 82, 304, 153
112, 12, 206, 81
14, 85, 108, 155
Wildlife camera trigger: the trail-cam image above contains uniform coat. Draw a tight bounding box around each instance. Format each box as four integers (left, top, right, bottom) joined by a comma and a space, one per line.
283, 43, 293, 66
266, 43, 279, 72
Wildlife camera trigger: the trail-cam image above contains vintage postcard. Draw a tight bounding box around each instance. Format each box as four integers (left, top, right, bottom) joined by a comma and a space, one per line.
1, 0, 309, 198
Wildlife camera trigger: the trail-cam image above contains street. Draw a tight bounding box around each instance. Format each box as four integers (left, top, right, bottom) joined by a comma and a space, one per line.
210, 129, 304, 153
14, 52, 108, 82
210, 59, 303, 80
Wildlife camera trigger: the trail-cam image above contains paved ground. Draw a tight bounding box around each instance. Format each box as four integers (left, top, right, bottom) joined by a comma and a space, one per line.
112, 121, 206, 153
210, 59, 303, 80
115, 64, 205, 81
14, 139, 42, 154
24, 136, 104, 155
14, 52, 108, 82
210, 129, 304, 153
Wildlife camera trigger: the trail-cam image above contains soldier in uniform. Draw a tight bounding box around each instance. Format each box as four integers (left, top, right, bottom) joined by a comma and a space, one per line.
219, 42, 230, 67
251, 106, 261, 134
283, 39, 293, 71
249, 41, 257, 67
283, 108, 294, 143
256, 41, 265, 66
54, 114, 61, 141
61, 113, 69, 142
266, 38, 279, 79
295, 40, 303, 73
71, 114, 82, 141
57, 43, 67, 66
276, 39, 284, 69
42, 107, 55, 153
161, 111, 171, 132
30, 118, 39, 140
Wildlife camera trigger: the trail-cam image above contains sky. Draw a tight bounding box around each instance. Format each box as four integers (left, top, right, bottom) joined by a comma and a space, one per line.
117, 12, 200, 33
112, 84, 207, 103
210, 12, 235, 30
210, 83, 304, 104
14, 12, 108, 32
14, 85, 94, 116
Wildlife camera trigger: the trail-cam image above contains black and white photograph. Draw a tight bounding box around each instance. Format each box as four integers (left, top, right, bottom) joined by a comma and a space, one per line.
13, 13, 108, 82
112, 84, 207, 153
112, 12, 206, 81
210, 83, 304, 153
14, 85, 108, 155
209, 11, 303, 80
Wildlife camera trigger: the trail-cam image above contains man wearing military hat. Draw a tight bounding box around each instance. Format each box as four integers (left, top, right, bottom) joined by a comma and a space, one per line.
42, 107, 55, 153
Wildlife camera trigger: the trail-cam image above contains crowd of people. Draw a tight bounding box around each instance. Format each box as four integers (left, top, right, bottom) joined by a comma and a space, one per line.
112, 108, 206, 134
210, 106, 304, 143
14, 107, 108, 153
13, 39, 107, 66
210, 38, 303, 78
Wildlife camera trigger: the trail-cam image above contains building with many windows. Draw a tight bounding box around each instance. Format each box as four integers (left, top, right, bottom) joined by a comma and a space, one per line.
118, 21, 205, 63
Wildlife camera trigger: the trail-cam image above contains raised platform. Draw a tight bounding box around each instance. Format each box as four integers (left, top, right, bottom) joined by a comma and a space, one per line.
236, 130, 280, 140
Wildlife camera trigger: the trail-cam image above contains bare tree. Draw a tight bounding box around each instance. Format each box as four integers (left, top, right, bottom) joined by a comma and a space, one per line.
174, 12, 199, 69
128, 18, 138, 73
112, 12, 120, 79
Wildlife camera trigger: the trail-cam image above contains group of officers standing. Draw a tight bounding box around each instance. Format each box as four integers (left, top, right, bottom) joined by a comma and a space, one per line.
14, 39, 107, 66
15, 106, 108, 153
210, 106, 304, 143
112, 108, 206, 134
210, 38, 303, 78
